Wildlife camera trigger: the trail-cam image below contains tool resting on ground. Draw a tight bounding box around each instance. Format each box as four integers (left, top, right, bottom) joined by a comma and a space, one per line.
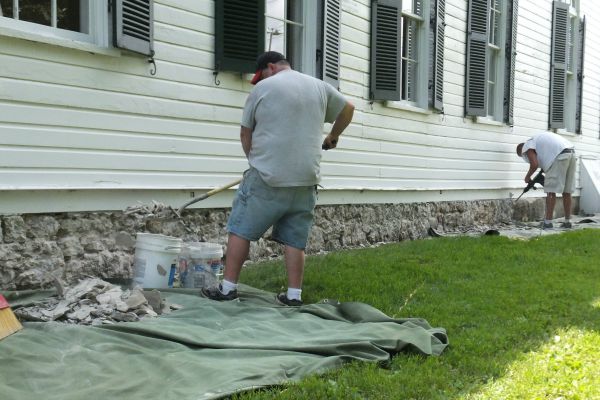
514, 170, 545, 201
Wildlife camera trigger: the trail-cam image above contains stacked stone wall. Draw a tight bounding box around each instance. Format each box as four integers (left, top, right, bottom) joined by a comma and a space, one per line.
1, 197, 567, 290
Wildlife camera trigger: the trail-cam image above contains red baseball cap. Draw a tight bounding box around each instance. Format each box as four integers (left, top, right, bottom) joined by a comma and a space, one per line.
250, 51, 287, 85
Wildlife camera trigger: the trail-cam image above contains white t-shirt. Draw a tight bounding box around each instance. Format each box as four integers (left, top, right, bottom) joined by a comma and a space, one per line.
241, 69, 347, 187
521, 132, 573, 171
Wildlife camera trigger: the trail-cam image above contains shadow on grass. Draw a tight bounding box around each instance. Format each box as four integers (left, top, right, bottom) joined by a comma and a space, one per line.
237, 229, 600, 399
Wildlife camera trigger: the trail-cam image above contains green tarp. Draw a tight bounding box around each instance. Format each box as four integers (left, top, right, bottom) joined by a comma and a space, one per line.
0, 286, 448, 400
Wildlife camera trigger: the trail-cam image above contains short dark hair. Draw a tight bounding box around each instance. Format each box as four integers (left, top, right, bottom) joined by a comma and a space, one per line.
255, 51, 288, 70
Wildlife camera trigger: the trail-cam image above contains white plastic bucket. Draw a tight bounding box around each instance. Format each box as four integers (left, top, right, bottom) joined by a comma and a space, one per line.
133, 233, 183, 288
181, 242, 223, 288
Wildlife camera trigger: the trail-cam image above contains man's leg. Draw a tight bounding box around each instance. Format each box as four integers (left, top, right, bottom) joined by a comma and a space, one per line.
284, 245, 305, 289
201, 233, 249, 300
545, 193, 556, 221
562, 193, 572, 220
223, 233, 250, 283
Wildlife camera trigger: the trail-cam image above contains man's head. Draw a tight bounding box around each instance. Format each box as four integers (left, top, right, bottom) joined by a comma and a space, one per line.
516, 143, 524, 157
250, 51, 290, 85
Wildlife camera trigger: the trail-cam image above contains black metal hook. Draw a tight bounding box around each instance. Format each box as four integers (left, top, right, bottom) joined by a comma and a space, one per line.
148, 50, 157, 76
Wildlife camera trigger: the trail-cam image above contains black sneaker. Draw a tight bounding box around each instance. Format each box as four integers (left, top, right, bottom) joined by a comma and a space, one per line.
276, 293, 303, 307
562, 221, 573, 229
201, 284, 238, 301
542, 222, 553, 229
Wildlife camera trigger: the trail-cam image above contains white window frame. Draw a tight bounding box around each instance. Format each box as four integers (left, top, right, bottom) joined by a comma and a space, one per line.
389, 0, 431, 110
0, 0, 109, 50
564, 1, 580, 133
485, 0, 507, 122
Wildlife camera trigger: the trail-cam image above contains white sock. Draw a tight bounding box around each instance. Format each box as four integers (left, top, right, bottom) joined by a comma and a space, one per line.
287, 287, 302, 301
544, 219, 552, 224
565, 217, 571, 222
220, 279, 238, 294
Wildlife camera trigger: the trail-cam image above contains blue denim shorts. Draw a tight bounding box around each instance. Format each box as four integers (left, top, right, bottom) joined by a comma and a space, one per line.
227, 168, 317, 250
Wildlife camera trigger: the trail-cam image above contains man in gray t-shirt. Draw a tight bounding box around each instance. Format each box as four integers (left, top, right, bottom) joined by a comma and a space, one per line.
203, 51, 354, 306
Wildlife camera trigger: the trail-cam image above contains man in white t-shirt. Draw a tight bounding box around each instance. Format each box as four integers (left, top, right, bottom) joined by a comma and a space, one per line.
516, 132, 576, 229
203, 51, 354, 305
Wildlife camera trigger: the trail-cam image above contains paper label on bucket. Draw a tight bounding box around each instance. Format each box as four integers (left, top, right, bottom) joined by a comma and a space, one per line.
156, 264, 168, 276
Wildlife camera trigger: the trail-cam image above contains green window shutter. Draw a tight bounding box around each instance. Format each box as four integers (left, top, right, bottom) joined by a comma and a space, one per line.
370, 0, 402, 101
549, 1, 568, 129
503, 0, 518, 125
323, 0, 341, 89
429, 0, 445, 111
575, 17, 585, 134
113, 0, 154, 56
215, 0, 265, 73
465, 0, 490, 117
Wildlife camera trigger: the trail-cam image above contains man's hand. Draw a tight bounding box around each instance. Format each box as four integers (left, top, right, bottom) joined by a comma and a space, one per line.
322, 135, 338, 150
525, 175, 532, 184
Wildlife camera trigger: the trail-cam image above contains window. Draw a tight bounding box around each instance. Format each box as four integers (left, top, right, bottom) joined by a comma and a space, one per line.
549, 0, 584, 133
486, 0, 503, 119
0, 0, 107, 45
215, 0, 340, 88
465, 0, 518, 124
0, 1, 153, 56
401, 1, 423, 103
370, 0, 445, 111
265, 0, 315, 78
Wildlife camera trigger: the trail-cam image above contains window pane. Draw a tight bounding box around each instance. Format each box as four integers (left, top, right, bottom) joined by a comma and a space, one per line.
402, 17, 419, 101
487, 49, 498, 114
489, 0, 501, 46
0, 0, 14, 18
266, 0, 285, 52
566, 17, 575, 72
19, 0, 52, 26
57, 0, 82, 32
286, 0, 302, 70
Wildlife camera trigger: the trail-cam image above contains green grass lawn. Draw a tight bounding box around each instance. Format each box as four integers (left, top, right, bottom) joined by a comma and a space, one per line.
233, 229, 600, 400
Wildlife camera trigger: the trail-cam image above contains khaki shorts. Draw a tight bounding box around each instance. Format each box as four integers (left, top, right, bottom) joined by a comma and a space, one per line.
544, 152, 576, 194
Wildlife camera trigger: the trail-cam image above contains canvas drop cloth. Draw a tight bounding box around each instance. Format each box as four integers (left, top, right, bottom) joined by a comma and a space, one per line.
0, 285, 448, 400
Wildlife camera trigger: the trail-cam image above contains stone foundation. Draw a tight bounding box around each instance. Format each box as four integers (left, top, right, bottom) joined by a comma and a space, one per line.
0, 197, 575, 290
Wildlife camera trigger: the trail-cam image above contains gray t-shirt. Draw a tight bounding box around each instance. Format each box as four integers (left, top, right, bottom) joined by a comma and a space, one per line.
241, 69, 347, 187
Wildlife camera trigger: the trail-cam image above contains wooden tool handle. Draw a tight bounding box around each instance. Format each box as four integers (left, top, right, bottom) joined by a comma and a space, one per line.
177, 178, 242, 215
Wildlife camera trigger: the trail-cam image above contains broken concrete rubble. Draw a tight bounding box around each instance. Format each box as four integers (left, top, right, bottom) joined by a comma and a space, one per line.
13, 278, 182, 326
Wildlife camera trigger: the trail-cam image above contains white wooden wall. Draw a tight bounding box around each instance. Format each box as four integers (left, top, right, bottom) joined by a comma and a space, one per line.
0, 0, 599, 213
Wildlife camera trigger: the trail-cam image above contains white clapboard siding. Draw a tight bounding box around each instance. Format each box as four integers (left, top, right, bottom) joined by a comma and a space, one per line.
1, 0, 600, 213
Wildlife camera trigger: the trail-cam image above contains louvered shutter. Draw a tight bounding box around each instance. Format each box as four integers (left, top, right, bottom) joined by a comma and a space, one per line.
465, 0, 490, 117
575, 17, 585, 134
549, 1, 568, 129
113, 0, 154, 56
429, 0, 445, 111
503, 0, 518, 125
370, 0, 402, 101
215, 0, 265, 73
323, 0, 341, 89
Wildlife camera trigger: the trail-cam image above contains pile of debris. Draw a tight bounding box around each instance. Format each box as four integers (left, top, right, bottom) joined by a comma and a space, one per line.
124, 200, 177, 219
13, 278, 182, 326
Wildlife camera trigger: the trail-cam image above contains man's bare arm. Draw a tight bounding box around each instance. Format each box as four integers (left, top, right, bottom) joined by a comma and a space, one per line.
323, 102, 355, 150
240, 126, 252, 157
525, 149, 539, 183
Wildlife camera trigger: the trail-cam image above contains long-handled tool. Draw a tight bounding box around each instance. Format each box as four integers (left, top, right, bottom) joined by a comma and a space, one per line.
0, 294, 23, 340
514, 170, 545, 202
175, 178, 242, 217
